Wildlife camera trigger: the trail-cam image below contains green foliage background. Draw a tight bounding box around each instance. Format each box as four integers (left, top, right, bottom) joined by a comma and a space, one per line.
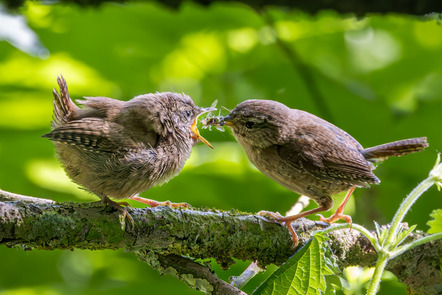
0, 2, 441, 294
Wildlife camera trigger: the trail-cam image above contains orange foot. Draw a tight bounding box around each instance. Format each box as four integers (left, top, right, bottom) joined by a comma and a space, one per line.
317, 212, 352, 225
318, 186, 354, 227
129, 196, 190, 209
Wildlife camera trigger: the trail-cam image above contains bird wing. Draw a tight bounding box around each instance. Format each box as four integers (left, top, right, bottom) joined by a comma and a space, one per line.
277, 123, 379, 185
58, 96, 159, 148
75, 96, 125, 119
42, 118, 141, 153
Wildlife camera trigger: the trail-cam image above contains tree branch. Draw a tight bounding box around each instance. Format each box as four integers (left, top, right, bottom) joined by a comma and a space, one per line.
137, 251, 247, 294
0, 197, 440, 294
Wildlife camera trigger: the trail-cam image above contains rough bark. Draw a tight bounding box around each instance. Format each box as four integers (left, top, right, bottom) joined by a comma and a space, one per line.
0, 196, 441, 294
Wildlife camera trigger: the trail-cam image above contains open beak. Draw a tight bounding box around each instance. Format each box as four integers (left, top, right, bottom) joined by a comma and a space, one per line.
221, 115, 234, 127
190, 107, 216, 149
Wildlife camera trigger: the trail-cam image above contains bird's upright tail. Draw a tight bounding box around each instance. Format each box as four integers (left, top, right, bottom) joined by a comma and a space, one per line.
362, 137, 428, 163
51, 75, 78, 128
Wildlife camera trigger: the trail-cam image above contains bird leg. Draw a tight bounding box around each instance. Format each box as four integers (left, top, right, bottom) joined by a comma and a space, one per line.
258, 202, 331, 247
317, 187, 355, 225
129, 196, 190, 209
102, 196, 134, 226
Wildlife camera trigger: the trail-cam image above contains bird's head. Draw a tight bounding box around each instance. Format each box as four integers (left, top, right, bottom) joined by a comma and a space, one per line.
222, 99, 291, 149
126, 92, 213, 148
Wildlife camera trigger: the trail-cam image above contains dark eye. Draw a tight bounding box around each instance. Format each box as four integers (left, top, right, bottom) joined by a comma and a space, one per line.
185, 110, 192, 118
245, 121, 254, 129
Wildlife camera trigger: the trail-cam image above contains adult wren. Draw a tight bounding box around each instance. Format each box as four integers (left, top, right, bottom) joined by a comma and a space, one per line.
43, 76, 213, 223
221, 99, 428, 246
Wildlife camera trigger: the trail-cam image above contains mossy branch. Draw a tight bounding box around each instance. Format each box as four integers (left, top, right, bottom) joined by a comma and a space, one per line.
0, 194, 440, 294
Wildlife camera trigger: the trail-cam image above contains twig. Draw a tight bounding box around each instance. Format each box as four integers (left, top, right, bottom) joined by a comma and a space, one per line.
0, 188, 55, 204
137, 251, 247, 295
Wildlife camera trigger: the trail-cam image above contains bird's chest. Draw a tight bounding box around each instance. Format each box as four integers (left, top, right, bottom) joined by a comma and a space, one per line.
245, 146, 300, 181
243, 145, 346, 201
149, 141, 193, 183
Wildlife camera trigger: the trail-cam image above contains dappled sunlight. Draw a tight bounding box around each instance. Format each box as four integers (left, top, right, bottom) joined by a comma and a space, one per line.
155, 32, 226, 81
0, 287, 60, 295
413, 20, 442, 49
0, 96, 51, 129
185, 142, 254, 174
275, 14, 368, 42
257, 26, 276, 45
0, 51, 121, 129
26, 159, 94, 201
158, 77, 202, 100
23, 2, 53, 29
275, 20, 307, 42
388, 85, 418, 113
58, 251, 94, 288
0, 5, 48, 58
227, 27, 258, 53
342, 266, 375, 294
57, 250, 142, 288
341, 266, 403, 295
0, 52, 119, 95
415, 72, 442, 101
345, 28, 402, 73
0, 2, 440, 295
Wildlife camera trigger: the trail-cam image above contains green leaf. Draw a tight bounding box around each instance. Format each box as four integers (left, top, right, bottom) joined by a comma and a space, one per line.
373, 221, 389, 247
254, 233, 335, 295
395, 224, 417, 247
427, 209, 442, 234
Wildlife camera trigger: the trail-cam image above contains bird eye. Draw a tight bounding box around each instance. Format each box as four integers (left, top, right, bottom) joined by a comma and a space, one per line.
245, 121, 254, 129
184, 110, 192, 118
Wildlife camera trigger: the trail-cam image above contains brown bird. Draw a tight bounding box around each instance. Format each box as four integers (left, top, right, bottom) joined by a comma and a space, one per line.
43, 76, 213, 223
221, 99, 428, 246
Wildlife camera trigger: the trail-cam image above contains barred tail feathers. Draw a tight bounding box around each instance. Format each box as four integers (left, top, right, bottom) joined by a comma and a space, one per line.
362, 137, 428, 163
52, 75, 78, 128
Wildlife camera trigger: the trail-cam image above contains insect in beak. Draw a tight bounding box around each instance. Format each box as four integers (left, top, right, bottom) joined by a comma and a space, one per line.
190, 107, 215, 149
221, 115, 234, 127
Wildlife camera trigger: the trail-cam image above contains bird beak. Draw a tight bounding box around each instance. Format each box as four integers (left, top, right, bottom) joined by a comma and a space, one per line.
221, 115, 234, 127
190, 107, 215, 149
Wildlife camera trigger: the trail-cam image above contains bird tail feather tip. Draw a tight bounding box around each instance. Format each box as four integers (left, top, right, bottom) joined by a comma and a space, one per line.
362, 137, 428, 163
51, 75, 78, 128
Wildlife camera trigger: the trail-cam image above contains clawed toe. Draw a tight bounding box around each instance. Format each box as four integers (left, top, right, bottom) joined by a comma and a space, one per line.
317, 214, 327, 222
167, 201, 191, 209
129, 196, 190, 209
317, 213, 352, 226
257, 210, 284, 220
102, 197, 134, 227
118, 206, 134, 226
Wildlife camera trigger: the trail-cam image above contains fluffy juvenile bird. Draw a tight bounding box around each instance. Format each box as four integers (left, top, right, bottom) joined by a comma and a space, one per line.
222, 100, 428, 246
43, 76, 213, 222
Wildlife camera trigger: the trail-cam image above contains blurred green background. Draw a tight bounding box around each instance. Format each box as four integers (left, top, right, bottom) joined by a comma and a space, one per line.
0, 2, 441, 294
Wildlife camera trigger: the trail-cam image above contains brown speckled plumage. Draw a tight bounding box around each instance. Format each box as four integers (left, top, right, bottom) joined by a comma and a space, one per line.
223, 99, 428, 245
43, 76, 212, 221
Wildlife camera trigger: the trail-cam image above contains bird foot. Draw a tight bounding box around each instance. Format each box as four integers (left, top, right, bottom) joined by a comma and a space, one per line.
317, 212, 352, 226
317, 187, 354, 227
257, 210, 299, 248
257, 210, 284, 220
103, 198, 134, 227
129, 196, 190, 209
